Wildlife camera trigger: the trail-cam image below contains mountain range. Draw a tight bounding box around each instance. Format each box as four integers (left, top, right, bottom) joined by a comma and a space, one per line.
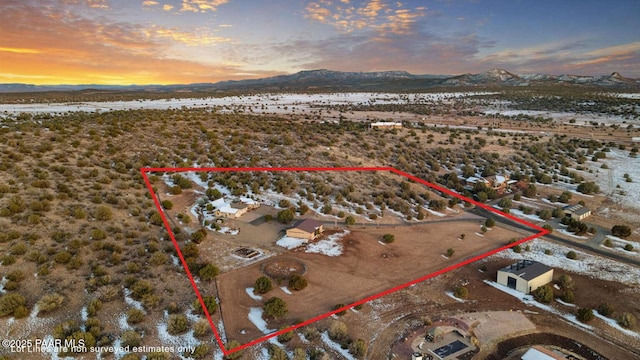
1, 69, 638, 93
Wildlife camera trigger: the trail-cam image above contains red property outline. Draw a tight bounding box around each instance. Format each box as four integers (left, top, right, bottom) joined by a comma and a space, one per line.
140, 166, 549, 355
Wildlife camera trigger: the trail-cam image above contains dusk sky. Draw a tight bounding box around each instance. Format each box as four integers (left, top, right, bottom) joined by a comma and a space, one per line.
1, 0, 639, 85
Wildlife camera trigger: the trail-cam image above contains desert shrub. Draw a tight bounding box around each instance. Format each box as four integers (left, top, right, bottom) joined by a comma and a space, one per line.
345, 215, 355, 225
130, 280, 154, 300
263, 297, 288, 319
349, 338, 368, 358
120, 330, 142, 347
558, 274, 576, 290
618, 312, 637, 329
254, 276, 273, 294
288, 274, 307, 291
87, 299, 102, 317
532, 285, 554, 304
328, 320, 348, 342
277, 209, 294, 223
193, 319, 211, 338
147, 352, 169, 360
624, 244, 634, 251
10, 243, 27, 255
611, 225, 631, 238
167, 314, 189, 335
485, 218, 495, 228
224, 340, 243, 360
382, 233, 395, 243
598, 303, 615, 317
54, 251, 73, 264
161, 200, 173, 210
446, 248, 455, 257
190, 344, 210, 359
94, 205, 114, 221
192, 295, 217, 315
169, 185, 182, 195
333, 303, 347, 316
302, 326, 320, 341
576, 308, 594, 323
277, 327, 294, 343
191, 228, 207, 244
603, 238, 613, 247
278, 199, 291, 208
149, 211, 163, 226
37, 293, 65, 315
91, 228, 106, 240
127, 308, 145, 324
0, 293, 27, 317
560, 290, 574, 303
308, 348, 325, 360
566, 251, 578, 260
454, 286, 468, 299
268, 344, 288, 360
576, 181, 599, 194
198, 263, 219, 281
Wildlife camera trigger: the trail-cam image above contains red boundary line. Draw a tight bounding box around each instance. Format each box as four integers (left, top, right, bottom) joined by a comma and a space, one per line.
140, 166, 548, 355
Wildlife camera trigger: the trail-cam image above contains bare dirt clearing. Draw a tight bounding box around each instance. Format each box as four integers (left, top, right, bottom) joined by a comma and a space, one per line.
215, 221, 525, 345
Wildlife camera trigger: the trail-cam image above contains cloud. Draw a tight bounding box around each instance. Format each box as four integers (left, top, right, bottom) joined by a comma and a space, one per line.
304, 0, 427, 35
149, 26, 232, 46
180, 0, 229, 13
163, 4, 174, 11
0, 47, 41, 54
142, 0, 159, 6
0, 1, 247, 84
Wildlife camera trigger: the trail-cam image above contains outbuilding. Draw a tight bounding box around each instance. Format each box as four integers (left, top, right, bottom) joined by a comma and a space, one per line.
286, 218, 324, 241
497, 260, 553, 294
563, 204, 591, 221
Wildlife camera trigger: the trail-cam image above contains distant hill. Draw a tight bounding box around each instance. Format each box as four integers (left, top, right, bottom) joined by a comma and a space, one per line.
1, 69, 638, 93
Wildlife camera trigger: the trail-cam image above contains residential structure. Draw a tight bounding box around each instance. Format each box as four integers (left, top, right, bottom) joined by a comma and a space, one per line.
286, 218, 324, 241
370, 121, 402, 129
497, 260, 553, 294
212, 197, 260, 219
521, 345, 568, 360
563, 204, 591, 221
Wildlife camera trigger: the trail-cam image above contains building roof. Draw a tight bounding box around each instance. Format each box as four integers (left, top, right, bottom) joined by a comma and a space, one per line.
500, 260, 552, 281
371, 121, 402, 126
563, 204, 590, 216
521, 346, 566, 360
291, 218, 323, 233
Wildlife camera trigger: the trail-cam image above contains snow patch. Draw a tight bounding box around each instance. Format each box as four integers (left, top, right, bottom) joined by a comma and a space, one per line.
276, 236, 307, 250
245, 287, 263, 301
305, 230, 350, 257
248, 307, 274, 334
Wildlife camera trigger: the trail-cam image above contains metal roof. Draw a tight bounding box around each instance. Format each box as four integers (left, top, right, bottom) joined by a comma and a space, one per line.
500, 260, 552, 281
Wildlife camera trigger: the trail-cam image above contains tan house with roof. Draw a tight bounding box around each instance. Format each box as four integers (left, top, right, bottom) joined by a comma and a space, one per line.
497, 260, 553, 294
286, 219, 324, 241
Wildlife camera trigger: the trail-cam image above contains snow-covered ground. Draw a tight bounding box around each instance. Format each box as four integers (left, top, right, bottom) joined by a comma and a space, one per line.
245, 287, 263, 301
321, 332, 357, 360
602, 235, 639, 257
305, 230, 350, 257
583, 149, 640, 213
490, 239, 640, 285
276, 236, 307, 250
0, 92, 498, 119
248, 307, 274, 334
482, 108, 639, 127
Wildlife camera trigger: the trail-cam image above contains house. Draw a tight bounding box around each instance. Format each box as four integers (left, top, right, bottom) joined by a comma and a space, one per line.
286, 218, 324, 241
486, 175, 511, 191
563, 204, 591, 221
370, 121, 402, 129
497, 260, 553, 294
213, 197, 260, 219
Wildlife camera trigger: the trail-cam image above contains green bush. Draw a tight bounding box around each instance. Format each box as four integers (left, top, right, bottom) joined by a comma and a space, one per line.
566, 251, 578, 260
0, 293, 27, 317
611, 225, 632, 238
560, 290, 574, 303
36, 293, 65, 315
598, 303, 615, 317
254, 276, 273, 294
382, 234, 395, 243
198, 263, 219, 281
127, 308, 145, 324
263, 297, 288, 319
167, 314, 189, 335
576, 308, 594, 323
454, 286, 468, 299
288, 274, 307, 291
161, 200, 173, 210
532, 285, 554, 304
618, 312, 636, 329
